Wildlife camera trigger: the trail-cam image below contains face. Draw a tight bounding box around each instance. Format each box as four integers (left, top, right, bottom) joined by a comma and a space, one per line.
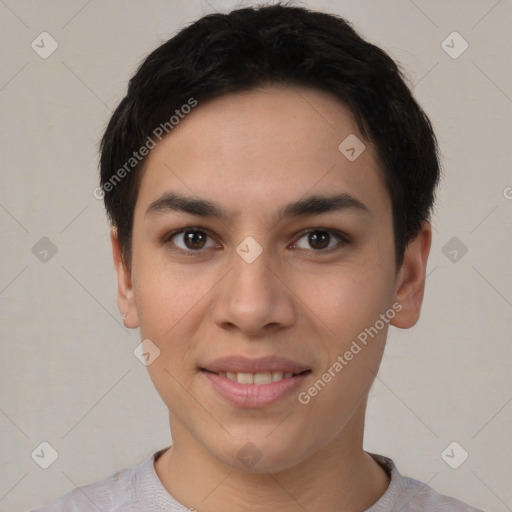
113, 85, 430, 473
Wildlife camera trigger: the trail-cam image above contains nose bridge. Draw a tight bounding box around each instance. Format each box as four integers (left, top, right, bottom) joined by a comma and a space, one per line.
212, 236, 296, 334
230, 239, 276, 302
228, 230, 275, 284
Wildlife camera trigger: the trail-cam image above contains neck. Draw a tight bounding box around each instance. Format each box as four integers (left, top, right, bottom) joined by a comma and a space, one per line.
155, 407, 390, 512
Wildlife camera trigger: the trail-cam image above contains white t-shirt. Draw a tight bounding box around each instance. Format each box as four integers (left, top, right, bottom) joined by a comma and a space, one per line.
30, 447, 484, 511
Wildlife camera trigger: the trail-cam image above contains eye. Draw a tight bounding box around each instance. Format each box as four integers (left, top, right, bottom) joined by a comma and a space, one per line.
291, 229, 348, 252
165, 228, 219, 252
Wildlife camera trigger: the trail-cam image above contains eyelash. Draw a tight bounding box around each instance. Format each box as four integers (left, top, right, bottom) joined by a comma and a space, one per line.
162, 226, 350, 256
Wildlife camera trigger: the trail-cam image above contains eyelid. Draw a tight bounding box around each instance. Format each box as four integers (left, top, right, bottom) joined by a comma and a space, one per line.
163, 226, 350, 254
290, 228, 350, 252
163, 227, 221, 254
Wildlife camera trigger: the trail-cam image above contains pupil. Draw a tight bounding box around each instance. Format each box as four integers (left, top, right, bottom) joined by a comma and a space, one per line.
185, 230, 205, 249
309, 231, 329, 249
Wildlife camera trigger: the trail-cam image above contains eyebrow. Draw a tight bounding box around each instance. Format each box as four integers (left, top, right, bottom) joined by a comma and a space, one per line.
145, 191, 370, 220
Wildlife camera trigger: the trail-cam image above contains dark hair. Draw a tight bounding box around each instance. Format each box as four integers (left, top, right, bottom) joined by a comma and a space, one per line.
99, 2, 440, 267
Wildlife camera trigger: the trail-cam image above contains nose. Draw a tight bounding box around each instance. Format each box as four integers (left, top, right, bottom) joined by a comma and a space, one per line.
211, 244, 297, 337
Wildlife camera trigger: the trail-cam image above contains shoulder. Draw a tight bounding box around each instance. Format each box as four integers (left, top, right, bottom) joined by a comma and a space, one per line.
394, 474, 485, 511
29, 454, 151, 512
368, 453, 485, 512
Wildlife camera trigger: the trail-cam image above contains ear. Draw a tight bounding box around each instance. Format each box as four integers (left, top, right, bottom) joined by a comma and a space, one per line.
390, 221, 432, 329
111, 228, 139, 329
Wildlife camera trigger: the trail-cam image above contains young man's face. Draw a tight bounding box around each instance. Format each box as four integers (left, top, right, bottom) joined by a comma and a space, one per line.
113, 85, 430, 473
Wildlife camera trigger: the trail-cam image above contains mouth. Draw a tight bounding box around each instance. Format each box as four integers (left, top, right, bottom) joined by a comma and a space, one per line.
199, 356, 312, 407
201, 369, 311, 385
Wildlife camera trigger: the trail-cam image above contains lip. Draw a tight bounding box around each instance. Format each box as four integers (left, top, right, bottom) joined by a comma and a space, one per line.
200, 355, 309, 374
201, 370, 310, 408
200, 355, 311, 408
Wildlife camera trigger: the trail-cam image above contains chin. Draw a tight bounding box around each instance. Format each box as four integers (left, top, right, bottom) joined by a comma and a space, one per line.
209, 431, 313, 474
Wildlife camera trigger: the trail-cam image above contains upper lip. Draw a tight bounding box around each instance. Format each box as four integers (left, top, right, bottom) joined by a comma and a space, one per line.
201, 355, 310, 374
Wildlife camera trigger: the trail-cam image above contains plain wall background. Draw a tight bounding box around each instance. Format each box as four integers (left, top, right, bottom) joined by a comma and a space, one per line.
1, 1, 511, 510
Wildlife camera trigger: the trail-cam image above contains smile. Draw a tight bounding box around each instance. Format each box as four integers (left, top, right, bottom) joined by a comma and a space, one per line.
201, 369, 311, 408
204, 370, 307, 385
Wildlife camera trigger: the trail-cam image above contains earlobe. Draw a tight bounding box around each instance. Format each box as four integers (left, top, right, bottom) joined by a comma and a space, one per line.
110, 229, 139, 329
390, 222, 432, 329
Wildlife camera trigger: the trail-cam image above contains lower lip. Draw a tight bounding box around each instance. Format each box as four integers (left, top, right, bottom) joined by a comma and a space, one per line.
201, 370, 310, 408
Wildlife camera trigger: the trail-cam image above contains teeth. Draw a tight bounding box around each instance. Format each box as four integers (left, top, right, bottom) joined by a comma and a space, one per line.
237, 372, 254, 384
219, 371, 297, 384
253, 372, 272, 385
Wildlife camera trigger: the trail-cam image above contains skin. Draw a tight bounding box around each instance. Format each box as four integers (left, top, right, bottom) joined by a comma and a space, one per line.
111, 85, 431, 511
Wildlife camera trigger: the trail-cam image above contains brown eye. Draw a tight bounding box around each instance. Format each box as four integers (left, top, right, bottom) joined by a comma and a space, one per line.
167, 228, 218, 252
183, 230, 207, 249
308, 230, 330, 250
293, 229, 347, 251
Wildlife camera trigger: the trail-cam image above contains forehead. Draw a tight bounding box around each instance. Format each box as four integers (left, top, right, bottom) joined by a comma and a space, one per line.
135, 85, 390, 222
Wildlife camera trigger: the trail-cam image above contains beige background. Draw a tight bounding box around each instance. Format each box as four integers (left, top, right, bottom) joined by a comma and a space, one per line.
1, 1, 511, 510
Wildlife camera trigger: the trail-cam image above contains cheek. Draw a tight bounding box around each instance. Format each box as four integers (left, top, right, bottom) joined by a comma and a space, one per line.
131, 251, 209, 409
294, 269, 392, 434
292, 258, 394, 407
297, 263, 394, 346
132, 246, 214, 341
